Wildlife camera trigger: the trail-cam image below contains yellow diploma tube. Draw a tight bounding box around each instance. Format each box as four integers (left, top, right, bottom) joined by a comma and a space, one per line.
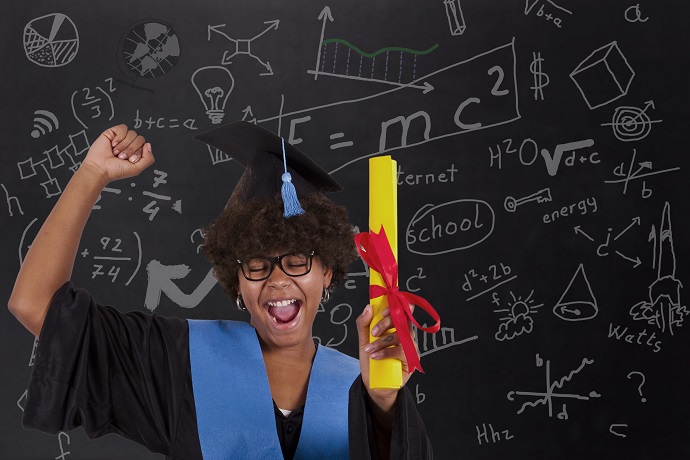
368, 155, 402, 389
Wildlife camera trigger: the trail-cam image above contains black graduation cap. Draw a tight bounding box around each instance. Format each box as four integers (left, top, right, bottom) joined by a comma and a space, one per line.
193, 121, 341, 216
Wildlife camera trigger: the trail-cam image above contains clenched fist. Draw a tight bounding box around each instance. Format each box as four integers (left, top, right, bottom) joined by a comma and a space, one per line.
80, 124, 155, 184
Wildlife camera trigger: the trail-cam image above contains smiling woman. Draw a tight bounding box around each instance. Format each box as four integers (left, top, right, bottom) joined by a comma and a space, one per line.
10, 121, 433, 460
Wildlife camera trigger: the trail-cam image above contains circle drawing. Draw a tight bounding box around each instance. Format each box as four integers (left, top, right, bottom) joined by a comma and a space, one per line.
23, 13, 79, 67
609, 105, 653, 142
120, 20, 180, 79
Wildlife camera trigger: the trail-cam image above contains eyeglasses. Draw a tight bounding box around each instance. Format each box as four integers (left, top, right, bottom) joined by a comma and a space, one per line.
237, 251, 316, 281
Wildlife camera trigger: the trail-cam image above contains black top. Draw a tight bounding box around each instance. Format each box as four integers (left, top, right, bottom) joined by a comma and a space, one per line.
22, 281, 433, 459
273, 402, 304, 459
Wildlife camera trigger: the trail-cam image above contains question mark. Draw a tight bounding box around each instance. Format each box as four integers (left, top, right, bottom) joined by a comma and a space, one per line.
627, 371, 647, 402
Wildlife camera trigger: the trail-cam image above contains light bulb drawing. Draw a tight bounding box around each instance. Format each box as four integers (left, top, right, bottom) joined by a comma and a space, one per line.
191, 66, 235, 124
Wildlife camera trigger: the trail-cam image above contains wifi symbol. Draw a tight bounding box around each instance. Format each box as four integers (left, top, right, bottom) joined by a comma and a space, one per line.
31, 110, 59, 138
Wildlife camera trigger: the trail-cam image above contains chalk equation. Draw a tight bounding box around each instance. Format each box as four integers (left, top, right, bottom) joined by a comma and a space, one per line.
461, 262, 516, 302
95, 170, 182, 221
71, 78, 116, 129
489, 137, 598, 176
268, 38, 521, 174
524, 0, 572, 28
79, 233, 142, 286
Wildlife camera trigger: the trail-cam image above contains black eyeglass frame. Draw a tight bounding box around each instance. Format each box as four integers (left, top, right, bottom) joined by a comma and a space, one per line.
237, 250, 316, 281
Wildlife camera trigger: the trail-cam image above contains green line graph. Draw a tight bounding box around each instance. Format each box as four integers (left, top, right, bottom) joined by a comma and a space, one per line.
310, 36, 438, 91
320, 38, 439, 58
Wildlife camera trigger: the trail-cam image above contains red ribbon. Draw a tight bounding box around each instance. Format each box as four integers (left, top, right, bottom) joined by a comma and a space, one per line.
354, 226, 441, 374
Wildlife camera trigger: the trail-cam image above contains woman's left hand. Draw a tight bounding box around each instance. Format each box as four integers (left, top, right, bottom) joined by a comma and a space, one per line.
356, 304, 418, 420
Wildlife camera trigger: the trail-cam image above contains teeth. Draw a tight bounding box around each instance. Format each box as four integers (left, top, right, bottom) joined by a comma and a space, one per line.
271, 315, 277, 323
267, 299, 297, 307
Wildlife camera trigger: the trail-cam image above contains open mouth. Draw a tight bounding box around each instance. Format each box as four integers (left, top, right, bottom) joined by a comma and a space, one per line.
265, 299, 302, 327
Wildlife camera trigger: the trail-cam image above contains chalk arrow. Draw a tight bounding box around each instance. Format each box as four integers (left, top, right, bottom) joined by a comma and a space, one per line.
614, 217, 641, 241
260, 61, 274, 76
241, 106, 257, 124
17, 389, 28, 412
313, 7, 334, 80
208, 24, 234, 42
642, 100, 655, 113
144, 261, 217, 311
264, 19, 280, 30
574, 226, 595, 242
253, 20, 280, 40
615, 251, 642, 268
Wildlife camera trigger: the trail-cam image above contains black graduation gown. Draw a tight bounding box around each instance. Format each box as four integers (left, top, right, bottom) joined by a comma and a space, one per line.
22, 281, 433, 459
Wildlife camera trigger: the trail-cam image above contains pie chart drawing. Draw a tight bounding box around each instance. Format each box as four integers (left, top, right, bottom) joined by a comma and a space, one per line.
23, 13, 79, 67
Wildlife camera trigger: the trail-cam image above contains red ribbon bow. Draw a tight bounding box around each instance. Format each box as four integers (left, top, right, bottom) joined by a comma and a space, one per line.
354, 226, 440, 374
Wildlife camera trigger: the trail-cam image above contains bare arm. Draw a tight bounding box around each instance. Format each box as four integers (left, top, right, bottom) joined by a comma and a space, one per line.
8, 125, 154, 336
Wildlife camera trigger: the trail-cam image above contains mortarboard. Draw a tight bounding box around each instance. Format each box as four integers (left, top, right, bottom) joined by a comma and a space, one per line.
193, 121, 341, 216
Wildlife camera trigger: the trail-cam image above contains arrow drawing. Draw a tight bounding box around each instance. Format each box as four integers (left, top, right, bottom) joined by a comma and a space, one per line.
144, 261, 218, 311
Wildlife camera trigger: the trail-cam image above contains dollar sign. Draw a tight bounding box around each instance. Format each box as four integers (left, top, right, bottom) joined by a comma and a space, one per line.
530, 52, 550, 100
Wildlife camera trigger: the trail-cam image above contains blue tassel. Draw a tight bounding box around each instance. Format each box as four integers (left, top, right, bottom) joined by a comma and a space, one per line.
280, 138, 304, 218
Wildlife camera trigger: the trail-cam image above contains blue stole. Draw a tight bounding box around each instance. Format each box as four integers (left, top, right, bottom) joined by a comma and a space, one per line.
188, 320, 360, 459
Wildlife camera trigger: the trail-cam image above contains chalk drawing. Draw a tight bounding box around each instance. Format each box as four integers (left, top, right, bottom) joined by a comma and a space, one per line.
507, 354, 600, 418
601, 101, 661, 142
443, 0, 467, 36
625, 4, 648, 23
30, 110, 59, 138
144, 262, 217, 311
630, 202, 687, 334
530, 52, 549, 100
504, 187, 551, 213
407, 199, 495, 256
605, 148, 680, 198
208, 21, 278, 75
570, 42, 634, 109
23, 13, 79, 67
494, 290, 543, 341
553, 264, 598, 321
191, 66, 235, 124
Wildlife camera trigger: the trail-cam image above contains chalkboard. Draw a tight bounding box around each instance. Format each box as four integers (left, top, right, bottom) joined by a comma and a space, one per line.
2, 0, 689, 458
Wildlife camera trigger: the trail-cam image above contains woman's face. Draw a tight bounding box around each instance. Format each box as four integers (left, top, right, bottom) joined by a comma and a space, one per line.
238, 253, 332, 351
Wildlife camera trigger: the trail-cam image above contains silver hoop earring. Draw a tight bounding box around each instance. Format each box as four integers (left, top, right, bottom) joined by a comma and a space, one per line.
236, 295, 247, 311
321, 288, 330, 303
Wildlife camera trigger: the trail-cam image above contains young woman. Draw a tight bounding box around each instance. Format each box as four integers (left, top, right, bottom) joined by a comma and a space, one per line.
8, 123, 432, 459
